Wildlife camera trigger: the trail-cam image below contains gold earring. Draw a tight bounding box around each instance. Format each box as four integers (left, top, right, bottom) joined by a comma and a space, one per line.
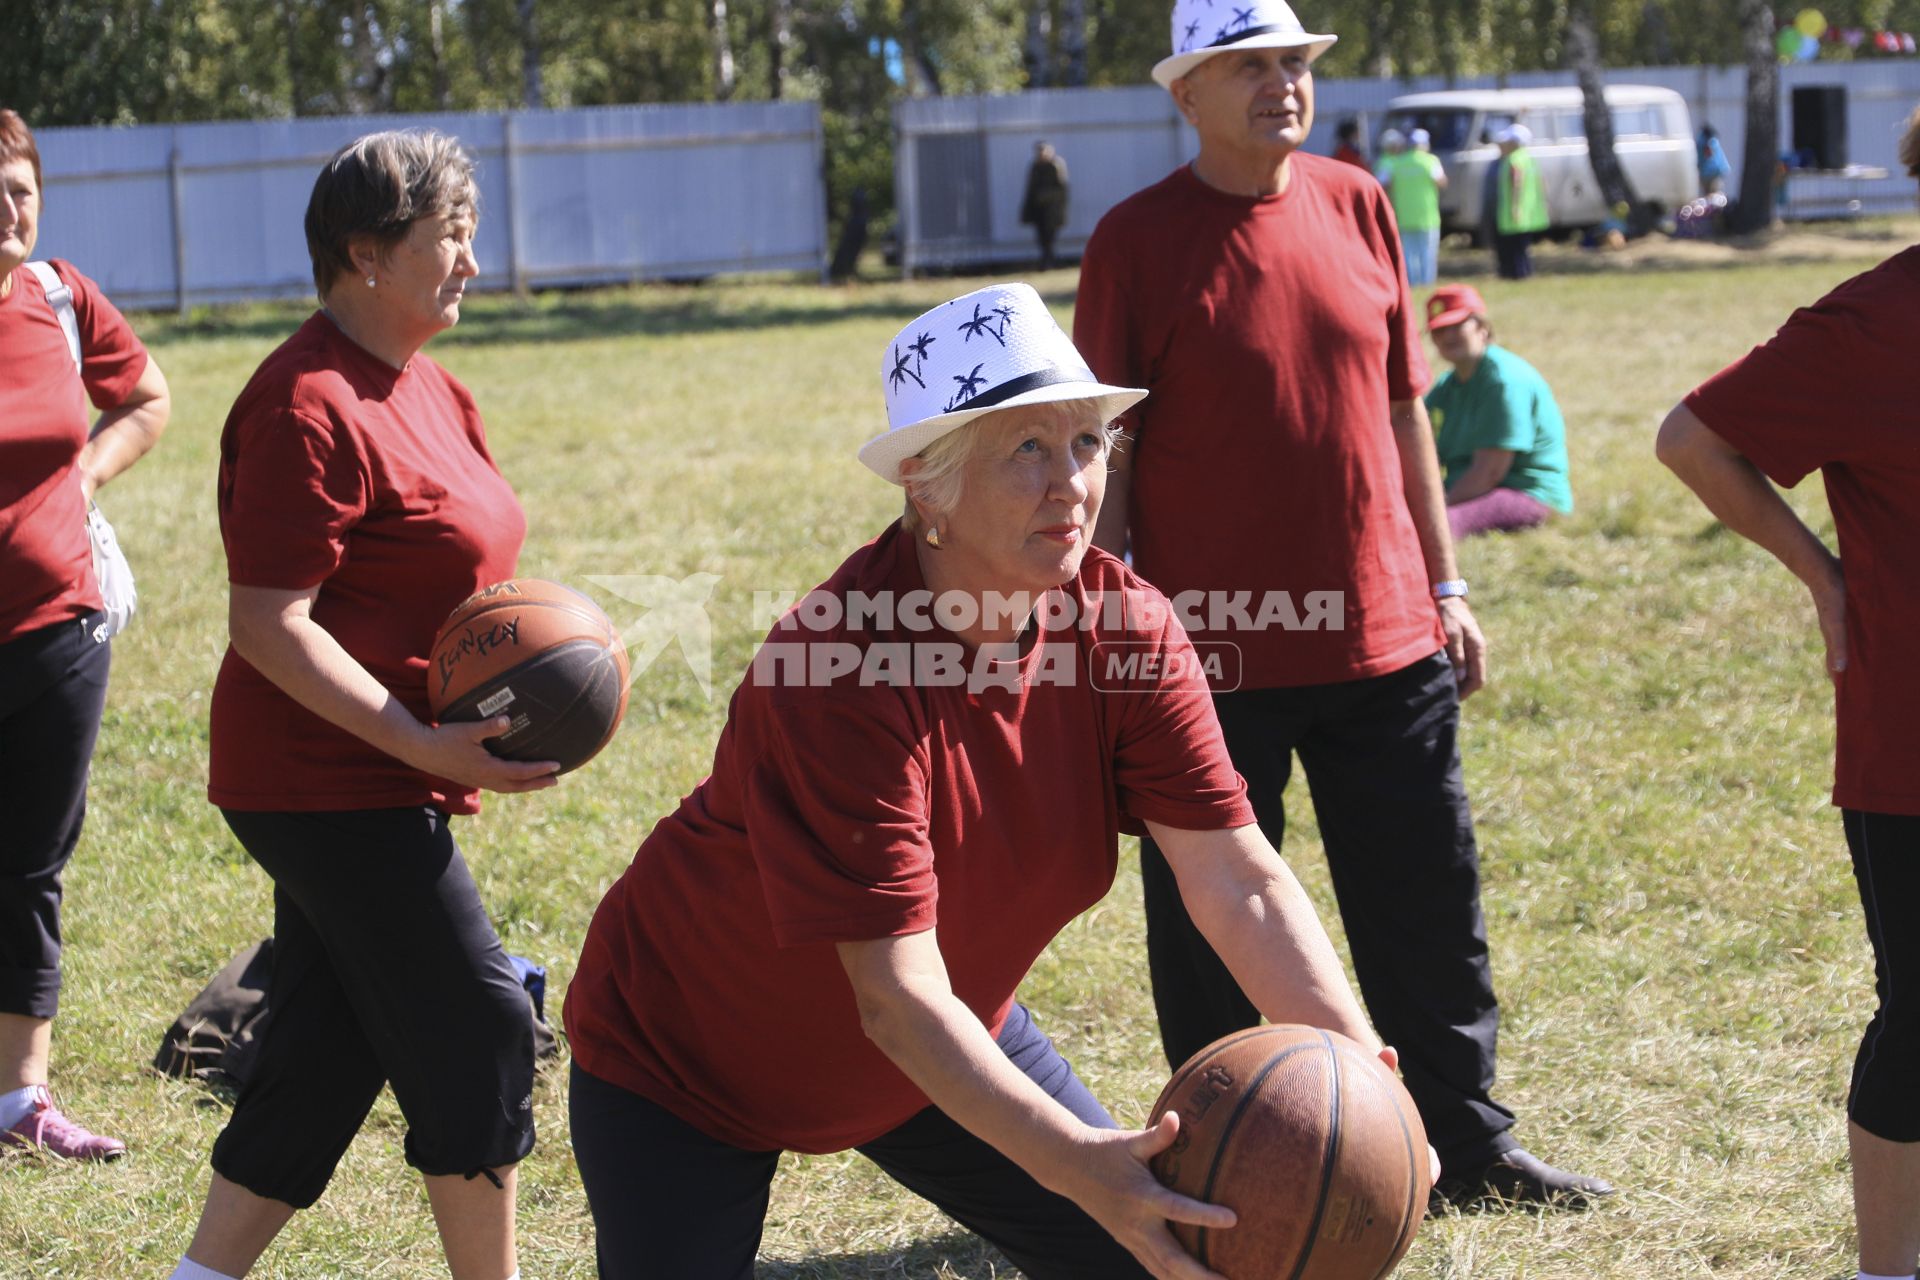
925, 526, 944, 550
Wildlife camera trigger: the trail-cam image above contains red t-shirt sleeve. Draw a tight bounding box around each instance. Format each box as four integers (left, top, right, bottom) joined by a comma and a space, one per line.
221, 408, 370, 589
1105, 588, 1256, 835
53, 260, 149, 409
1365, 191, 1429, 403
744, 689, 939, 947
1684, 268, 1903, 488
1073, 221, 1143, 431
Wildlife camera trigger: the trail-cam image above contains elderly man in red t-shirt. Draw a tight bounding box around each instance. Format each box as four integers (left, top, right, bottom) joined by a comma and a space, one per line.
1074, 0, 1612, 1206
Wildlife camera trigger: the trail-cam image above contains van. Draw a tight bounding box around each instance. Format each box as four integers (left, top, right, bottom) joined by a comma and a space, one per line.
1380, 85, 1699, 238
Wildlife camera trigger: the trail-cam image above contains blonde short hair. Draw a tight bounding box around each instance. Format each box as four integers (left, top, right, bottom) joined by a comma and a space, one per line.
901, 401, 1124, 534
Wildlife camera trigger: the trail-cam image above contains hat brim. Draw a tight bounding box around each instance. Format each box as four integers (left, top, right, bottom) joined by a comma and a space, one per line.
858, 382, 1148, 486
1426, 307, 1482, 332
1152, 31, 1337, 89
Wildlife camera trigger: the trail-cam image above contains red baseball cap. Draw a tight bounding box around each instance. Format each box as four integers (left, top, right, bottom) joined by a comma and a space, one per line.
1425, 284, 1487, 332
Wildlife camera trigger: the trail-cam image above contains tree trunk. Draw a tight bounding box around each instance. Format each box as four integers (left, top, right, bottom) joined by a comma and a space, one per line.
1728, 0, 1779, 235
709, 0, 736, 102
517, 0, 544, 109
1024, 0, 1051, 89
1364, 4, 1394, 77
1060, 0, 1087, 87
768, 0, 792, 101
282, 0, 307, 115
1568, 0, 1651, 235
900, 0, 941, 96
428, 0, 451, 111
1639, 0, 1674, 64
346, 4, 392, 113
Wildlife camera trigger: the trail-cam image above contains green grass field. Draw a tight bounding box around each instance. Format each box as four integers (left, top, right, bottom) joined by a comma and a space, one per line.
2, 224, 1911, 1279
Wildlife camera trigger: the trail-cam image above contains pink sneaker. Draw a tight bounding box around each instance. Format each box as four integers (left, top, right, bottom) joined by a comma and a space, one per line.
1, 1086, 126, 1161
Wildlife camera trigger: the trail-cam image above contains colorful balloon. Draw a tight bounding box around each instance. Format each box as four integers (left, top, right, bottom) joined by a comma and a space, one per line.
1795, 8, 1828, 39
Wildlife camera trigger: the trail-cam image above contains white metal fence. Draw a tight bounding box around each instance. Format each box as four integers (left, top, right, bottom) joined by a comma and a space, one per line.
897, 60, 1920, 273
34, 102, 830, 312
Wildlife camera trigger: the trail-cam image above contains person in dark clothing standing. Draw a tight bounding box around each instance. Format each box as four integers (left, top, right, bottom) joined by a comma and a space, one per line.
1020, 141, 1070, 271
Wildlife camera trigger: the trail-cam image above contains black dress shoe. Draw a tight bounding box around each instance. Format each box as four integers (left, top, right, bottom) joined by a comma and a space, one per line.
1434, 1147, 1616, 1210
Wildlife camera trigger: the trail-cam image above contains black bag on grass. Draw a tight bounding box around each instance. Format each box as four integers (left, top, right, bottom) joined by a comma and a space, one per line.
154, 939, 559, 1087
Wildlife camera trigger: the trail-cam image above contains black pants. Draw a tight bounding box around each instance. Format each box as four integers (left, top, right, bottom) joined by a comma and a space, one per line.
211, 807, 535, 1209
571, 1003, 1150, 1280
1845, 809, 1920, 1141
1495, 232, 1535, 280
1141, 651, 1517, 1166
1035, 223, 1060, 271
0, 611, 110, 1020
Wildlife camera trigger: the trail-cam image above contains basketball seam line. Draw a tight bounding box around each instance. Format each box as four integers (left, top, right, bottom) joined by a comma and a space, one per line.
1283, 1029, 1341, 1280
1190, 1038, 1323, 1270
1372, 1069, 1421, 1280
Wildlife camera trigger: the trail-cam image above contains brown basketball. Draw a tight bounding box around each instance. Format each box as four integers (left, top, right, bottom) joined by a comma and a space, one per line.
1148, 1026, 1428, 1280
427, 579, 630, 774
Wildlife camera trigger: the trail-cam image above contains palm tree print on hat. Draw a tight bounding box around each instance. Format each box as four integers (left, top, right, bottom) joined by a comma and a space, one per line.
945, 363, 989, 412
889, 344, 926, 394
1214, 7, 1256, 41
908, 331, 936, 377
957, 302, 1012, 347
1183, 19, 1200, 47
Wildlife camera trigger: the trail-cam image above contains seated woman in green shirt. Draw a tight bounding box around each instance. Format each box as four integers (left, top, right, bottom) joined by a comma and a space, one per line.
1423, 284, 1573, 539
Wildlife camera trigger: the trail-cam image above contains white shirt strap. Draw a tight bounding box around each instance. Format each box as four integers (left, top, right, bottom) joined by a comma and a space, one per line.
24, 260, 82, 372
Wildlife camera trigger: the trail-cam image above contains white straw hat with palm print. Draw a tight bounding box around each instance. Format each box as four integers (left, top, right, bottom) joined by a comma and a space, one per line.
860, 283, 1146, 486
1152, 0, 1338, 89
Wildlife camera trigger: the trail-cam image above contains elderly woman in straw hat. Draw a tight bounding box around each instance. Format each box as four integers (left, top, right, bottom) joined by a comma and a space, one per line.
564, 283, 1419, 1280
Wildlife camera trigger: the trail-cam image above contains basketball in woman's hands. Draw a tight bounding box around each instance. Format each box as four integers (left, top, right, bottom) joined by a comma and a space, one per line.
1148, 1026, 1428, 1280
428, 579, 630, 774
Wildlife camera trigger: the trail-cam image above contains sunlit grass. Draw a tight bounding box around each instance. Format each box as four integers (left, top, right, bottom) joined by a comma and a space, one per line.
3, 223, 1910, 1278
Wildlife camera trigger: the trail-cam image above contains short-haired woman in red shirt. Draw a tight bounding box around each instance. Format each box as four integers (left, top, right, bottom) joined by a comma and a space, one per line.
168, 131, 556, 1280
1658, 107, 1920, 1280
0, 108, 171, 1161
565, 284, 1420, 1280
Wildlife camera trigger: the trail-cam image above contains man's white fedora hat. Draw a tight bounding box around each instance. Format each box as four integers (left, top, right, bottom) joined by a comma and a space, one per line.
1152, 0, 1338, 89
860, 283, 1146, 486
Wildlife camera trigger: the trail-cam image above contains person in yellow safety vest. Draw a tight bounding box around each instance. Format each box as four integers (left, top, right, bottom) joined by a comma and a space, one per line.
1493, 124, 1549, 280
1377, 127, 1448, 286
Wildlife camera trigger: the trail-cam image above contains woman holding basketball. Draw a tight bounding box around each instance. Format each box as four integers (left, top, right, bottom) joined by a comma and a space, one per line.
565, 284, 1405, 1280
169, 131, 554, 1280
1658, 106, 1920, 1280
1, 107, 172, 1161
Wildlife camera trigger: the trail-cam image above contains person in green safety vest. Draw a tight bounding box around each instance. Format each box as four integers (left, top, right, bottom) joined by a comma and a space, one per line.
1493, 123, 1549, 280
1378, 126, 1448, 286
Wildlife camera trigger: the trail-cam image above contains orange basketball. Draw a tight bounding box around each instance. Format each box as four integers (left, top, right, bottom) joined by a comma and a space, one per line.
1148, 1026, 1428, 1280
427, 579, 630, 774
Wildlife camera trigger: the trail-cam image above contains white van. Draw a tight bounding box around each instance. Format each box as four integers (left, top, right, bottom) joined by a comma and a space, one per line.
1381, 85, 1699, 237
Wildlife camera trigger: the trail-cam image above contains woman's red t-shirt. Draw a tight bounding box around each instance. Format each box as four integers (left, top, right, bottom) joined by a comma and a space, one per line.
209, 313, 526, 813
0, 260, 149, 643
565, 523, 1256, 1153
1686, 246, 1920, 815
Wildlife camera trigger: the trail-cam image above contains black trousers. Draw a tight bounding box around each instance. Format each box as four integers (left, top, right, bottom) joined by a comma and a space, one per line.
0, 611, 110, 1020
1845, 809, 1920, 1141
211, 806, 536, 1209
571, 1003, 1150, 1280
1035, 222, 1061, 271
1141, 651, 1517, 1166
1495, 232, 1535, 280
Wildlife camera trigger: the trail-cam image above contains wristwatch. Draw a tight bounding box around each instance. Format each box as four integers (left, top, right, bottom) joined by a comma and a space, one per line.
1432, 579, 1470, 600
